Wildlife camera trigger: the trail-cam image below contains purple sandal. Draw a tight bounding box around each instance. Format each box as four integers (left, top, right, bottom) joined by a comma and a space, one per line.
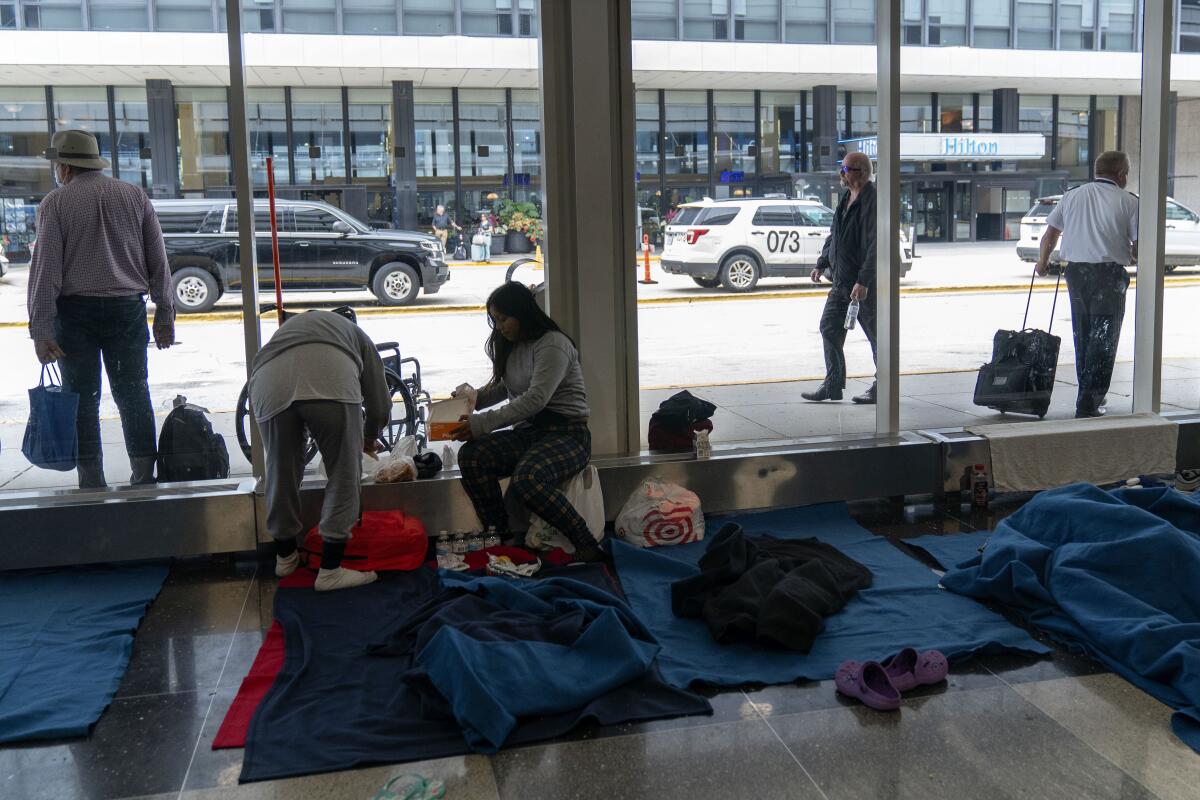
835, 660, 901, 711
880, 648, 949, 692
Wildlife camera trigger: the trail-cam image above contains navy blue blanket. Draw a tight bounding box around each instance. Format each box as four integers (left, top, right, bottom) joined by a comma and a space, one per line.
942, 483, 1200, 753
240, 565, 710, 783
613, 503, 1049, 689
0, 563, 168, 743
903, 532, 993, 571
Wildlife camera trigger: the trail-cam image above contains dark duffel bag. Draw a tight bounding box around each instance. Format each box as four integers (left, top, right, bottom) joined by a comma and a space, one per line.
157, 396, 230, 482
973, 269, 1062, 419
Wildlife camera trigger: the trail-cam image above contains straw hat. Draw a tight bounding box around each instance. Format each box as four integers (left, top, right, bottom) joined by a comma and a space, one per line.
46, 129, 110, 170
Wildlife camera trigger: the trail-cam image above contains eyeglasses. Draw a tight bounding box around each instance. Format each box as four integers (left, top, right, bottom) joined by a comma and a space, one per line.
839, 165, 863, 174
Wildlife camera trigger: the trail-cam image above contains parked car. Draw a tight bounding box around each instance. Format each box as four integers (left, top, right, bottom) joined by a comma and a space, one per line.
0, 248, 8, 278
1017, 194, 1200, 273
660, 197, 913, 291
153, 199, 450, 313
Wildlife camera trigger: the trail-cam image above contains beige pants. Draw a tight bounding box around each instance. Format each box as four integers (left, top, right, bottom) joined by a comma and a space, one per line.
433, 228, 449, 248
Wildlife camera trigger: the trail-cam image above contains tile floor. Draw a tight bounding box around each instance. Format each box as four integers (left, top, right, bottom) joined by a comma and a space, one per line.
3, 500, 1198, 800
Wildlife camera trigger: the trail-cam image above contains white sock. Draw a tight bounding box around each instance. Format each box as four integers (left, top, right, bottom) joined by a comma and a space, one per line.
315, 567, 378, 592
275, 551, 300, 578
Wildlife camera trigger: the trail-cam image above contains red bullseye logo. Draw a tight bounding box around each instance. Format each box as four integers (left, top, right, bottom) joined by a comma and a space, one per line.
641, 505, 700, 546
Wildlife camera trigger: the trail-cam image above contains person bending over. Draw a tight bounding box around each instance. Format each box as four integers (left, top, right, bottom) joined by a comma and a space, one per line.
451, 282, 600, 561
250, 309, 391, 591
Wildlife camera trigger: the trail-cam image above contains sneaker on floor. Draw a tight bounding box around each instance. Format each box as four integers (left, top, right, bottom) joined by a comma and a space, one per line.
1177, 469, 1200, 493
275, 551, 300, 578
315, 567, 378, 592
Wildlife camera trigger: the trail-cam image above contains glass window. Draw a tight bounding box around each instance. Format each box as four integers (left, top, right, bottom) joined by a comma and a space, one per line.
402, 0, 453, 34
414, 88, 454, 179
760, 91, 803, 175
664, 90, 708, 175
1, 4, 16, 27
735, 0, 778, 42
517, 0, 535, 36
293, 206, 342, 232
1059, 0, 1096, 50
902, 0, 922, 44
155, 0, 212, 31
783, 0, 826, 42
938, 93, 974, 133
281, 0, 334, 33
713, 90, 754, 195
219, 0, 276, 32
632, 0, 676, 39
849, 91, 877, 137
22, 1, 85, 29
833, 0, 873, 43
1182, 0, 1200, 53
113, 86, 151, 189
0, 88, 53, 202
1057, 95, 1090, 180
635, 89, 662, 177
928, 0, 966, 45
343, 0, 396, 34
901, 93, 934, 133
87, 0, 148, 30
52, 87, 113, 177
1018, 93, 1053, 170
457, 88, 507, 179
156, 204, 224, 234
972, 0, 1009, 47
696, 205, 740, 225
683, 0, 728, 40
752, 205, 797, 226
978, 92, 993, 131
1093, 95, 1119, 154
176, 87, 231, 191
348, 88, 393, 225
1016, 0, 1053, 49
291, 88, 345, 183
462, 0, 513, 36
246, 88, 287, 187
511, 88, 541, 199
1099, 0, 1135, 50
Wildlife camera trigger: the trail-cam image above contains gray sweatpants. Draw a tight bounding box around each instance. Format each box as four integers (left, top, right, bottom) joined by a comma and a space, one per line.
259, 400, 364, 544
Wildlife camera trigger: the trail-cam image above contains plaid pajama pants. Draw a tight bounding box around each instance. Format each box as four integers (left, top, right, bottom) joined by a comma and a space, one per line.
458, 420, 592, 548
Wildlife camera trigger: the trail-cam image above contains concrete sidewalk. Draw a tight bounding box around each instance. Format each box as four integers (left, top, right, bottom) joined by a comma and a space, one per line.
3, 357, 1195, 493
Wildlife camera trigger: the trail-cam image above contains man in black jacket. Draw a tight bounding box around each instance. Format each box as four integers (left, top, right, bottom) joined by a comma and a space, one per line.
802, 151, 878, 404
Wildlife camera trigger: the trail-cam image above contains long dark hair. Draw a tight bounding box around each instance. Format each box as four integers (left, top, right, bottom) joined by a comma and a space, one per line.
484, 282, 572, 386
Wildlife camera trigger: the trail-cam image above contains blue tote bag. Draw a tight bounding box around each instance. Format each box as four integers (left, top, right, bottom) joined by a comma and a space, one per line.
22, 364, 79, 471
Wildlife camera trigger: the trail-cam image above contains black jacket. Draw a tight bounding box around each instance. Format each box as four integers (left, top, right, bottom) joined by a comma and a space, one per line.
817, 180, 877, 291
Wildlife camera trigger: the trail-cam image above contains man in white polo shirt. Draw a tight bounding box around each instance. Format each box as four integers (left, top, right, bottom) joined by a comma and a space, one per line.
1036, 150, 1138, 418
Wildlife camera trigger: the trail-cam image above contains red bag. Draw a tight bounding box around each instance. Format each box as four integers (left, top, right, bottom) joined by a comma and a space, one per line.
302, 510, 427, 572
647, 417, 713, 452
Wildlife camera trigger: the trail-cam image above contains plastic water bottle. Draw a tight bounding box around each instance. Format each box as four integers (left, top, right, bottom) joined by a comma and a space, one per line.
971, 464, 990, 510
435, 531, 451, 558
452, 531, 468, 555
844, 299, 860, 331
468, 532, 484, 552
485, 525, 501, 549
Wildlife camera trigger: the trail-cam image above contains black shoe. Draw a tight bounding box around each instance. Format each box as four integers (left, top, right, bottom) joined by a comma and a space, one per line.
851, 382, 877, 405
801, 384, 843, 402
1075, 407, 1107, 419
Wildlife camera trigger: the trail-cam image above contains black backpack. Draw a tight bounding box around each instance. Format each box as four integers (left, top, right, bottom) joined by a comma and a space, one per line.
157, 396, 230, 482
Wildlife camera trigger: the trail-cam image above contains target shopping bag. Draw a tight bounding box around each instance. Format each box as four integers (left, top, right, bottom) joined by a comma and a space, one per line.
615, 478, 704, 547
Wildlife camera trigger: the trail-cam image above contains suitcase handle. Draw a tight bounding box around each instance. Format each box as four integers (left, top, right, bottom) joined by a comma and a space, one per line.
1021, 266, 1063, 334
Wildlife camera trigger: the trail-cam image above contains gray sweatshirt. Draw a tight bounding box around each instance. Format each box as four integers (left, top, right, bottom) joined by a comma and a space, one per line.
469, 330, 589, 437
249, 311, 391, 437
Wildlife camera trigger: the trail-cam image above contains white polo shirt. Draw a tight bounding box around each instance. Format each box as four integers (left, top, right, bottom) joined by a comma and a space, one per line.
1046, 178, 1139, 265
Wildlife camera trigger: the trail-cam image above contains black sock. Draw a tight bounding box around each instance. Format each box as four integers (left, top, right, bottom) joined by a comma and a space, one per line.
321, 540, 347, 571
276, 538, 298, 558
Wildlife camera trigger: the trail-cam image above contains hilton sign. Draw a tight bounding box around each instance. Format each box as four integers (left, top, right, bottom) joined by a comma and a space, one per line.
843, 133, 1047, 161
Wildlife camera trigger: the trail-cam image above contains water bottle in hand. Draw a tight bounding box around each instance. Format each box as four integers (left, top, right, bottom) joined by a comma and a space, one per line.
844, 299, 860, 331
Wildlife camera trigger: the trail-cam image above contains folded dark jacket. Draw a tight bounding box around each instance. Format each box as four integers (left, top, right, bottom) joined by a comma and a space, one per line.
651, 390, 717, 433
671, 523, 872, 652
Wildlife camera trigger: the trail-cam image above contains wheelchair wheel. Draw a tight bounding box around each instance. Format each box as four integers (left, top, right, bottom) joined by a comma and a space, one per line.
235, 370, 419, 466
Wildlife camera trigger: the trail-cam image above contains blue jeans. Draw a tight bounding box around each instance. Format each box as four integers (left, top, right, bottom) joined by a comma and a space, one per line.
54, 295, 158, 485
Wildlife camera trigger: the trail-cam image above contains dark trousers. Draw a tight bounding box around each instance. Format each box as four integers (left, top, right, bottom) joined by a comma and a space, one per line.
54, 295, 157, 486
1065, 262, 1129, 414
818, 285, 878, 391
458, 421, 591, 548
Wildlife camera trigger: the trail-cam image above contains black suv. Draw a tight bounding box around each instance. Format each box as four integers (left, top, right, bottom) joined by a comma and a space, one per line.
152, 199, 450, 313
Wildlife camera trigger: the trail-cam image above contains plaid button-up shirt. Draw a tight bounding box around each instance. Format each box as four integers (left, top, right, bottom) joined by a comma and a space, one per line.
27, 171, 173, 341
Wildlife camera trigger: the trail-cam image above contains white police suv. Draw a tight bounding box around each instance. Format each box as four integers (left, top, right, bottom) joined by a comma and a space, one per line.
661, 198, 912, 292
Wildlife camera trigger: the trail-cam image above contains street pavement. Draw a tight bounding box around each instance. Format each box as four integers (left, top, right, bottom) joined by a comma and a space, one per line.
1, 241, 1196, 491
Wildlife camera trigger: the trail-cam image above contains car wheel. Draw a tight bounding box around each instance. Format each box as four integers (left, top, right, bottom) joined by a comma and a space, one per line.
719, 253, 760, 292
372, 262, 421, 306
172, 267, 220, 313
691, 276, 721, 288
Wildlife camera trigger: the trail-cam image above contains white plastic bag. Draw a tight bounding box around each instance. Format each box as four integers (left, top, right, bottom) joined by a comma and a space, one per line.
526, 466, 605, 553
373, 436, 419, 483
615, 478, 704, 548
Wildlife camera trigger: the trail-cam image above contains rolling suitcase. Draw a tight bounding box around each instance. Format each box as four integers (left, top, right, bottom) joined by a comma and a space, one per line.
973, 268, 1063, 419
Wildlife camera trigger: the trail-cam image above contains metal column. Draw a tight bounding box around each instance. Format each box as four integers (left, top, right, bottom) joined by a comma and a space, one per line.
1133, 0, 1173, 414
392, 80, 418, 231
876, 0, 901, 435
224, 0, 264, 478
145, 79, 181, 199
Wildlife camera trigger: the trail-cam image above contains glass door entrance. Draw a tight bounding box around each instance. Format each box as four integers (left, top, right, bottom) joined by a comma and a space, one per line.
915, 184, 949, 242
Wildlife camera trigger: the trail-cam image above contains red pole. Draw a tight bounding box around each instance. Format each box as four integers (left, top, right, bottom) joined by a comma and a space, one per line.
265, 156, 284, 324
638, 233, 658, 285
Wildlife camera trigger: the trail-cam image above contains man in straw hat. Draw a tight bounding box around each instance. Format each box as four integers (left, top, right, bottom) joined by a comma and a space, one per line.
27, 129, 175, 488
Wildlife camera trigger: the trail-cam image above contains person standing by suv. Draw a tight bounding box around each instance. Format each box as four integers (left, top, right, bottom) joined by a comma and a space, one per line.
27, 130, 175, 488
1035, 151, 1138, 418
802, 151, 878, 405
431, 204, 460, 252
